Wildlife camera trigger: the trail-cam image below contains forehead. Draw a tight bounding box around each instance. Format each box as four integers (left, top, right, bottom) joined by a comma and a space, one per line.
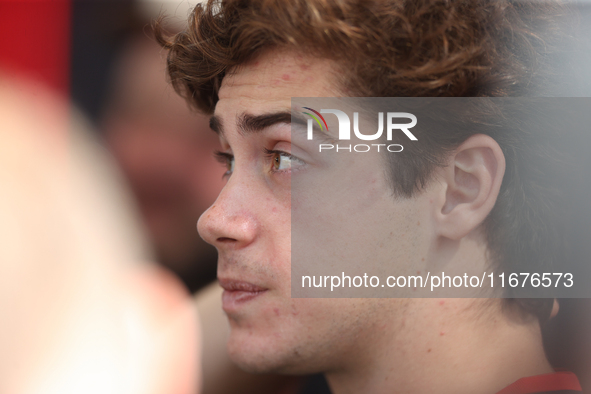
215, 50, 343, 118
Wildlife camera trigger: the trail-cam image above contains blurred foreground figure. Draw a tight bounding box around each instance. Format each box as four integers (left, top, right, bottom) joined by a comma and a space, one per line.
0, 74, 200, 394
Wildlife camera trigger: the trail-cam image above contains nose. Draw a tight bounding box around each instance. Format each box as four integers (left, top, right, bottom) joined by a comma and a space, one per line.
197, 178, 259, 249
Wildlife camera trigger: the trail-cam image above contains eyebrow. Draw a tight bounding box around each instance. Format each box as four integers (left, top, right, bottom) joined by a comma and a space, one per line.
209, 115, 223, 135
208, 110, 336, 142
209, 111, 294, 137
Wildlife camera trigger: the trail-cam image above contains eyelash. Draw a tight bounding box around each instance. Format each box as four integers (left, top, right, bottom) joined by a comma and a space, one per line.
213, 148, 294, 179
213, 150, 233, 179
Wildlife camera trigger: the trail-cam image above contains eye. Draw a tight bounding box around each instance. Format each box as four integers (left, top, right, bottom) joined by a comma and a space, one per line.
272, 152, 292, 171
264, 148, 304, 173
214, 151, 235, 178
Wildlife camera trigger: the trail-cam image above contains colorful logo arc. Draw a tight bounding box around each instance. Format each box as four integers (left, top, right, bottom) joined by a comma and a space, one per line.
302, 107, 329, 132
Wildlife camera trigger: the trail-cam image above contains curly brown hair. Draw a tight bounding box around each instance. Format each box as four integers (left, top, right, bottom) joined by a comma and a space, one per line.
155, 0, 572, 113
155, 0, 576, 321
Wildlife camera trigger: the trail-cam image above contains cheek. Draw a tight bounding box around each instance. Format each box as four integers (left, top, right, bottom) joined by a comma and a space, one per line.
264, 229, 292, 298
260, 197, 292, 265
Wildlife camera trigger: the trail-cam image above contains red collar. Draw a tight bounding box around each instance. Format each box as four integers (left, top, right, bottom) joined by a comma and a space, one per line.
496, 371, 582, 394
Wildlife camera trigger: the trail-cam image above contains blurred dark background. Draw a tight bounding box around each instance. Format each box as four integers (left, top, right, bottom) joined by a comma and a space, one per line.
71, 0, 223, 294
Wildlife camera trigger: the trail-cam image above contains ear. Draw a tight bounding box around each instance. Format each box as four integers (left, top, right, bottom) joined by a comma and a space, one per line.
435, 134, 506, 240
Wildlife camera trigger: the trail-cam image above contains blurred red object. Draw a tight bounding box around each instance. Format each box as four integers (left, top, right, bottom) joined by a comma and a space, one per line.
0, 0, 71, 96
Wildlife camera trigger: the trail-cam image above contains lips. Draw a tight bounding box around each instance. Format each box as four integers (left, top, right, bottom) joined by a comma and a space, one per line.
219, 278, 268, 312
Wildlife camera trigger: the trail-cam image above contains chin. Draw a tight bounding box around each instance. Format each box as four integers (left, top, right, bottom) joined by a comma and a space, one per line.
226, 327, 319, 375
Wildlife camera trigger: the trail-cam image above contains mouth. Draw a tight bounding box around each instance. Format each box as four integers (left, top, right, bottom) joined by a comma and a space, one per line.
219, 278, 268, 312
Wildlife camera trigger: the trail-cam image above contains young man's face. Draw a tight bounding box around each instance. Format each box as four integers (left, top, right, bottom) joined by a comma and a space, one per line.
197, 50, 435, 374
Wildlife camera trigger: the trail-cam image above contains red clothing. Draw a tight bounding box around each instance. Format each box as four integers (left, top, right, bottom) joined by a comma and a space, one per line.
497, 371, 582, 394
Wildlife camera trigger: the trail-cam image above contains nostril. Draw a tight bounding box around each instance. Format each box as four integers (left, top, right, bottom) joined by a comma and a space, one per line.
217, 237, 237, 243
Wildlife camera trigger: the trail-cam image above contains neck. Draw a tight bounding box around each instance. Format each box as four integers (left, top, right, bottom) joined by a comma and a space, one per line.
325, 299, 553, 394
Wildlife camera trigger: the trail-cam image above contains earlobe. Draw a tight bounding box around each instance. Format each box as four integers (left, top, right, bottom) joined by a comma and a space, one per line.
437, 134, 506, 240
